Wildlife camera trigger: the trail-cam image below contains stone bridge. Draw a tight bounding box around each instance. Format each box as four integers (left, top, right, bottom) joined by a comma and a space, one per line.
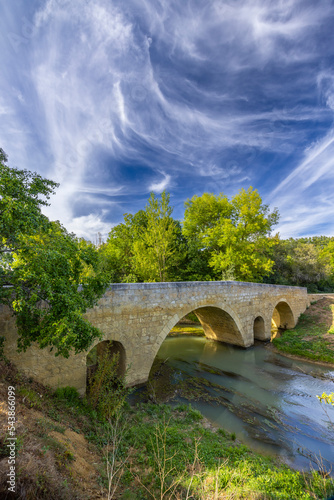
1, 281, 309, 394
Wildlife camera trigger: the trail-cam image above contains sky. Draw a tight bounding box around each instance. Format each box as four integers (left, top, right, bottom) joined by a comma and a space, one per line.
1, 0, 334, 242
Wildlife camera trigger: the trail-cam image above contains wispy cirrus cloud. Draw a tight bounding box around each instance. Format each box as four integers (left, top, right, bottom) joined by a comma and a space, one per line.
1, 0, 334, 239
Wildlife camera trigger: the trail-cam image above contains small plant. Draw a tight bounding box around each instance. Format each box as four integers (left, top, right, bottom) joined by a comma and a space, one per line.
41, 435, 74, 467
54, 386, 81, 405
104, 411, 131, 500
37, 418, 66, 435
133, 416, 186, 499
187, 406, 203, 422
317, 392, 334, 406
18, 387, 42, 409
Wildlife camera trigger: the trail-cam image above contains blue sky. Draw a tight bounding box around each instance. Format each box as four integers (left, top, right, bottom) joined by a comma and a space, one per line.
1, 0, 334, 241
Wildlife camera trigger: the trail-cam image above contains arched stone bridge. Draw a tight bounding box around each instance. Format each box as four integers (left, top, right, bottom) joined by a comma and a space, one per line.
1, 281, 309, 394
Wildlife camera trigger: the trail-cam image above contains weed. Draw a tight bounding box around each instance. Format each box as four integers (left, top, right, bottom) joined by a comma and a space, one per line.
37, 417, 66, 435
18, 387, 43, 409
54, 386, 81, 405
41, 435, 74, 467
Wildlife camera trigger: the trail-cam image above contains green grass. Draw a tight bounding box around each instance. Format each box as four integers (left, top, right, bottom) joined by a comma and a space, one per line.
168, 325, 205, 336
17, 387, 43, 409
24, 380, 332, 499
1, 361, 334, 499
273, 307, 334, 364
110, 403, 333, 499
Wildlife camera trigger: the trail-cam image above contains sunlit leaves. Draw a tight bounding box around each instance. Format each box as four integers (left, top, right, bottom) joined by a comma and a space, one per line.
183, 187, 279, 282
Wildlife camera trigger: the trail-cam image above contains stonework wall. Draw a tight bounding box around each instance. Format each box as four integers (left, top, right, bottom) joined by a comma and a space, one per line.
0, 281, 309, 395
308, 293, 334, 302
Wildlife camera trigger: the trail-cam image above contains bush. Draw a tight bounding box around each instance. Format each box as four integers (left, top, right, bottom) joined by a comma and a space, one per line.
54, 386, 81, 405
88, 351, 130, 420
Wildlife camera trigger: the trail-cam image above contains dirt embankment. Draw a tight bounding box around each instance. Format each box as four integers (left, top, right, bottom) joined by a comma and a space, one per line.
0, 361, 107, 499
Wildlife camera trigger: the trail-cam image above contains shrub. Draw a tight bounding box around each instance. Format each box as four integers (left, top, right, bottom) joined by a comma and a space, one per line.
88, 351, 130, 420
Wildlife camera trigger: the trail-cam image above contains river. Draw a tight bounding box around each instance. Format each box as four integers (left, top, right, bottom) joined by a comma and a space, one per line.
135, 336, 334, 473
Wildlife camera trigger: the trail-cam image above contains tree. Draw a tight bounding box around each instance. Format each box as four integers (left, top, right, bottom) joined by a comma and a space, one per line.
1, 150, 108, 357
268, 237, 334, 291
99, 210, 148, 283
101, 192, 181, 283
183, 187, 279, 282
132, 191, 177, 282
0, 148, 57, 257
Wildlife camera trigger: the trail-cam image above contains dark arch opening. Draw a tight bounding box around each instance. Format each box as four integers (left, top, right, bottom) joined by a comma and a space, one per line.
253, 316, 265, 340
86, 340, 126, 388
271, 301, 295, 337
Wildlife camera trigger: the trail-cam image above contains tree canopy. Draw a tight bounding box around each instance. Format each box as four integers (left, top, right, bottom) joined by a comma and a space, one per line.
100, 191, 183, 283
183, 188, 279, 282
1, 150, 108, 357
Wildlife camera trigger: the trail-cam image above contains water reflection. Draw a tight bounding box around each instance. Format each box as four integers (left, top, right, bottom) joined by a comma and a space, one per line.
142, 336, 334, 473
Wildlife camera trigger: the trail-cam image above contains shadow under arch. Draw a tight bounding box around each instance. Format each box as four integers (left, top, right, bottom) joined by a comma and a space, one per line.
193, 305, 245, 346
86, 339, 126, 387
253, 316, 265, 340
271, 300, 295, 330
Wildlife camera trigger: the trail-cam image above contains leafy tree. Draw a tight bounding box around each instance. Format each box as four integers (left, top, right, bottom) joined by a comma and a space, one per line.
100, 192, 184, 283
268, 237, 334, 292
183, 187, 279, 282
132, 191, 177, 282
0, 147, 57, 258
1, 150, 108, 357
99, 210, 148, 283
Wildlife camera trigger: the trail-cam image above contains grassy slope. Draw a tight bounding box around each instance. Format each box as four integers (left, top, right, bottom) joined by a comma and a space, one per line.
1, 359, 334, 499
273, 297, 334, 364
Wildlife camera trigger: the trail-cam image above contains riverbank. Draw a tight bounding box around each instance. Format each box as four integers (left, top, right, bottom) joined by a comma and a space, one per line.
272, 297, 334, 365
1, 358, 333, 499
168, 324, 205, 336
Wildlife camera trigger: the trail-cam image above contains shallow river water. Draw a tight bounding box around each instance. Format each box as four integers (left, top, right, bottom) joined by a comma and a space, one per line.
140, 336, 334, 473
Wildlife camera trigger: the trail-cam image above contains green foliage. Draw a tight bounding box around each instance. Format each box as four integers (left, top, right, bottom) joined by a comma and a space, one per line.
54, 386, 82, 405
132, 191, 177, 282
317, 392, 334, 406
88, 349, 130, 420
0, 150, 109, 356
183, 187, 279, 282
18, 387, 43, 409
99, 210, 148, 283
273, 306, 334, 363
267, 236, 334, 291
100, 191, 183, 283
0, 147, 58, 255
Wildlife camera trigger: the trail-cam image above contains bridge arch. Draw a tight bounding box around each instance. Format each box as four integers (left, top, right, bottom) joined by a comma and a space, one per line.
151, 302, 246, 367
253, 315, 266, 340
271, 299, 295, 330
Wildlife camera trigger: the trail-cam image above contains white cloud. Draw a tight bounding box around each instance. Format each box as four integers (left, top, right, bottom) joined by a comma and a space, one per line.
148, 172, 171, 193
66, 212, 111, 242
